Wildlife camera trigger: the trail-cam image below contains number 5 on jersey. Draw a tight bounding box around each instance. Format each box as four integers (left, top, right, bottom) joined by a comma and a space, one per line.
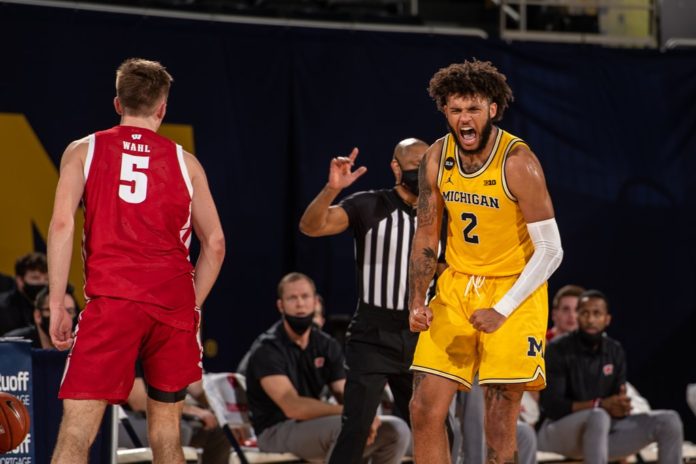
119, 153, 150, 204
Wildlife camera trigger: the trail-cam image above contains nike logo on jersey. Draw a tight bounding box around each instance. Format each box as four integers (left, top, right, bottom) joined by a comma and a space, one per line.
483, 179, 496, 186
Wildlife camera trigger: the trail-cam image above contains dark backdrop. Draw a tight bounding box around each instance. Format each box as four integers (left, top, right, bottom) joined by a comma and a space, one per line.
2, 1, 696, 439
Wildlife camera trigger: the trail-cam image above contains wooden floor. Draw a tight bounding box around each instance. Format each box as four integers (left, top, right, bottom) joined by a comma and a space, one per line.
537, 442, 696, 463
115, 441, 696, 463
225, 441, 696, 464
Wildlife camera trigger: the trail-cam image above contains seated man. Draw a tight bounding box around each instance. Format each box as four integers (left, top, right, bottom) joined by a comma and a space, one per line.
5, 286, 78, 349
244, 272, 410, 463
538, 289, 683, 463
546, 284, 585, 341
0, 252, 49, 335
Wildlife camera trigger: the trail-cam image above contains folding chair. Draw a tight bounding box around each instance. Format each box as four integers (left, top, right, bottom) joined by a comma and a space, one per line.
203, 372, 300, 464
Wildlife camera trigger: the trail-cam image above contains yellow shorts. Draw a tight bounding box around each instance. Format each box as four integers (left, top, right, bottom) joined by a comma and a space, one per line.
411, 268, 548, 391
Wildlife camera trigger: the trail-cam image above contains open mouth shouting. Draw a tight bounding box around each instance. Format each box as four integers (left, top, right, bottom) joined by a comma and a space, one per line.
460, 126, 477, 148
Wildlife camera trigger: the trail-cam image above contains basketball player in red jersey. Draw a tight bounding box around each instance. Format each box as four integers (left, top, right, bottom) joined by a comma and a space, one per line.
47, 58, 225, 464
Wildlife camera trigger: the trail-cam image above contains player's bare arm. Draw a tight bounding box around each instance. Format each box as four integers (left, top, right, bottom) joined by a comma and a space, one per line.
408, 140, 444, 332
299, 147, 367, 237
470, 144, 562, 333
505, 146, 554, 223
185, 151, 225, 309
260, 375, 342, 421
47, 138, 88, 350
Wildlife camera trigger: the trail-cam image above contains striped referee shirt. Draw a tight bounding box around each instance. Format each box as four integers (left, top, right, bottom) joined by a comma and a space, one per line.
340, 188, 431, 311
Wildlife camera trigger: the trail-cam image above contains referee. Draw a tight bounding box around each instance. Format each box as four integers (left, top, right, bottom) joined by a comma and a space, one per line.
300, 138, 428, 464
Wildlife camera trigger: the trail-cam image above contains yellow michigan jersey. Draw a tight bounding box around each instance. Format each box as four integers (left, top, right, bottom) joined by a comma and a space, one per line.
411, 128, 547, 390
437, 129, 534, 277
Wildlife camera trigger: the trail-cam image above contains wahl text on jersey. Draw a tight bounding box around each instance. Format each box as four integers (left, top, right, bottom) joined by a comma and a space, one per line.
122, 141, 151, 153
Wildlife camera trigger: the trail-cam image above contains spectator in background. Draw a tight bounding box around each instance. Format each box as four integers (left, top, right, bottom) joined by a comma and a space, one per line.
0, 252, 48, 335
236, 291, 327, 375
244, 272, 410, 463
545, 284, 652, 414
538, 289, 683, 463
546, 284, 585, 341
6, 286, 78, 349
314, 293, 326, 329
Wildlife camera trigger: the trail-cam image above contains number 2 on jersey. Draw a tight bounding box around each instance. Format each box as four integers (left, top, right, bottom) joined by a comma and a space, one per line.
119, 153, 150, 204
461, 212, 479, 244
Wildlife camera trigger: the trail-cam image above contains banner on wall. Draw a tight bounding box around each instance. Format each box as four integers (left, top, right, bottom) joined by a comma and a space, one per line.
0, 339, 36, 463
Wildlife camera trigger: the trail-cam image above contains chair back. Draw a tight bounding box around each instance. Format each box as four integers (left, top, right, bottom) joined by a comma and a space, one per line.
204, 372, 252, 428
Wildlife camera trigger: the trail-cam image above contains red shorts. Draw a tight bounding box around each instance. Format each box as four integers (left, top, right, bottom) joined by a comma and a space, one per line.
59, 297, 202, 404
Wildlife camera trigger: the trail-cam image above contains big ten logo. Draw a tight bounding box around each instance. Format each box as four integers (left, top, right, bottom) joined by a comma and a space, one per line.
0, 114, 195, 307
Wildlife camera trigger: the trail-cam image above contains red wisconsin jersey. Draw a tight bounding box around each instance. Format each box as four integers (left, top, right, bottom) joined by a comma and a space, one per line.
82, 125, 196, 331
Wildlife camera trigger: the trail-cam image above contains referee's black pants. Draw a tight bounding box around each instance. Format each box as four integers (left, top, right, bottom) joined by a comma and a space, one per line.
328, 305, 418, 464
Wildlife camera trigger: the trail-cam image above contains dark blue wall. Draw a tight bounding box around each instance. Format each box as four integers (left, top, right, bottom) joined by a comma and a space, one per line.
2, 1, 696, 439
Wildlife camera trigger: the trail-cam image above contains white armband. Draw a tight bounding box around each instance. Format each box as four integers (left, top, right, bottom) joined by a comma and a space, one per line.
494, 218, 563, 317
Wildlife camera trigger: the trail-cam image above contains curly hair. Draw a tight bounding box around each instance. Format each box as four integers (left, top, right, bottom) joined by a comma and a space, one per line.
428, 60, 513, 122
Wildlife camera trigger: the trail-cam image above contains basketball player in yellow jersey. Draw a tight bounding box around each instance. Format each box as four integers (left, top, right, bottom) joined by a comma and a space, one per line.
408, 60, 564, 464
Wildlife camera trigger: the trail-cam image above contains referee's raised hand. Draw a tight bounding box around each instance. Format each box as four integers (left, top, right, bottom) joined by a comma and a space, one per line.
328, 147, 368, 190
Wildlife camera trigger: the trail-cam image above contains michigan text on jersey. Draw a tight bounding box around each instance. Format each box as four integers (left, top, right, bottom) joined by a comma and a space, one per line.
442, 190, 500, 209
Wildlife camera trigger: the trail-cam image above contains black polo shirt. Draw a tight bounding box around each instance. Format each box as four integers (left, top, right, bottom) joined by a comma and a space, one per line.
540, 331, 627, 421
245, 321, 345, 435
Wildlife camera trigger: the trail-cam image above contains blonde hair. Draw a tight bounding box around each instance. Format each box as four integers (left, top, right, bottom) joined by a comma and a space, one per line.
552, 284, 585, 309
116, 58, 173, 116
277, 272, 316, 298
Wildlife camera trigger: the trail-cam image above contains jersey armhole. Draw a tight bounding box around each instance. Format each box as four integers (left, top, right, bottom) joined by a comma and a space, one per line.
435, 135, 449, 188
83, 134, 95, 181
501, 139, 527, 202
176, 145, 194, 198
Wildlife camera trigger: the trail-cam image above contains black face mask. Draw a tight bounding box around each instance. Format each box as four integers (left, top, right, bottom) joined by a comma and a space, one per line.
23, 283, 47, 303
284, 313, 315, 336
578, 329, 604, 348
400, 169, 419, 196
39, 315, 51, 335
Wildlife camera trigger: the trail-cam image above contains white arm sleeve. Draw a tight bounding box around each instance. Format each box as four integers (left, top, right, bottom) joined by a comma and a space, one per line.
493, 218, 563, 317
